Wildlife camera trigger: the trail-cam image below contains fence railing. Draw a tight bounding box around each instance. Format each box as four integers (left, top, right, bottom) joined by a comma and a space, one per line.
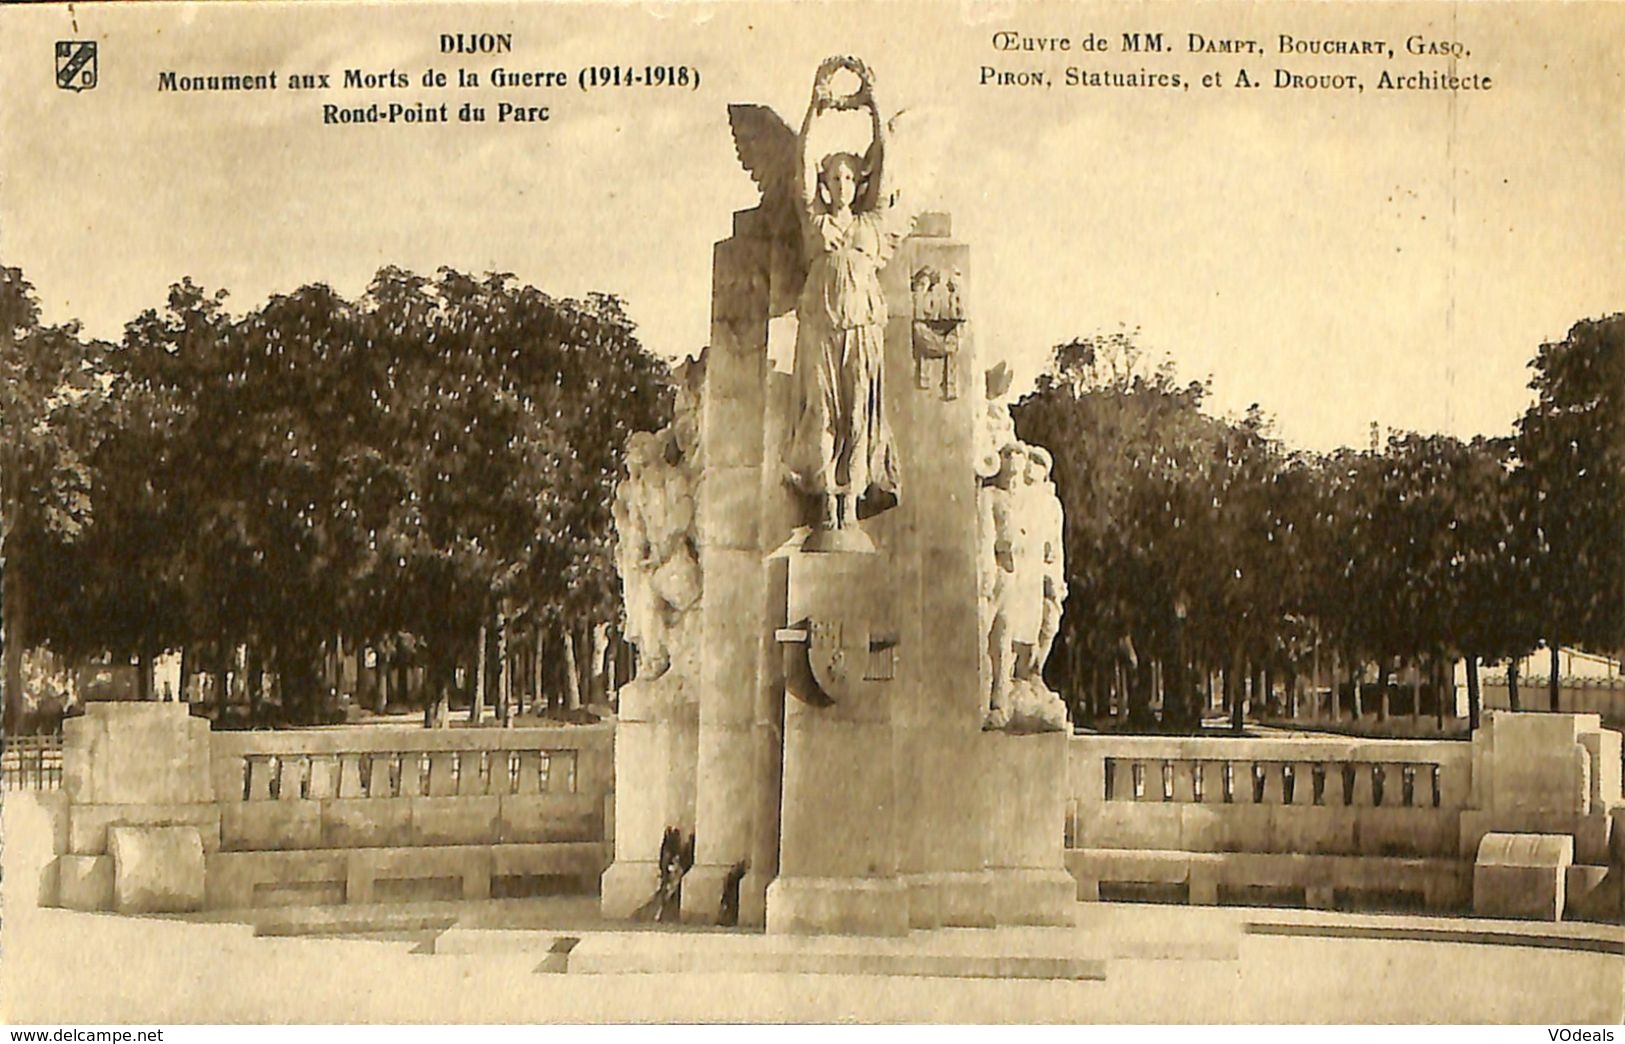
2, 734, 63, 791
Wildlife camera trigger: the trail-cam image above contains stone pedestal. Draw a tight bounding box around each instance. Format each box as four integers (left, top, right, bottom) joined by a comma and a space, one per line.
600, 679, 698, 918
1459, 711, 1623, 866
58, 702, 220, 912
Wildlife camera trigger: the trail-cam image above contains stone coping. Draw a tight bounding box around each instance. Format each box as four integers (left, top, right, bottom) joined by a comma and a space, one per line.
211, 722, 613, 756
1070, 733, 1474, 764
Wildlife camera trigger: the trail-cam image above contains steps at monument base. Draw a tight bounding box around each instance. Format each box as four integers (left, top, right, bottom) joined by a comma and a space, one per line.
428, 919, 1244, 978
563, 929, 1109, 979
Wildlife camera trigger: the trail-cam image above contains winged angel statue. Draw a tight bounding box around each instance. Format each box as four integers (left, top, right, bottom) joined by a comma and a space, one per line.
730, 57, 939, 534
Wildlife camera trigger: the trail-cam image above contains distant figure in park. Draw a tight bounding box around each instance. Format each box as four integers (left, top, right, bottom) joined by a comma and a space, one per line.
783, 57, 906, 531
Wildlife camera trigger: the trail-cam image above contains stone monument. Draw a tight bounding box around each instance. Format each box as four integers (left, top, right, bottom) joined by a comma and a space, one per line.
602, 57, 1073, 934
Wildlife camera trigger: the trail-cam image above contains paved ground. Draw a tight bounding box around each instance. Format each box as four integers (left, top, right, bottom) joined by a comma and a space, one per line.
2, 894, 1620, 1023
4, 795, 1620, 1023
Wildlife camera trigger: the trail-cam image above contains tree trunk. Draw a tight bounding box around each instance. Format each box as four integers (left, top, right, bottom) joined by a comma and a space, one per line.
247, 646, 264, 717
1329, 648, 1342, 722
1508, 659, 1522, 712
1, 533, 26, 733
1350, 658, 1364, 718
563, 622, 582, 711
497, 613, 511, 727
1549, 642, 1561, 712
533, 622, 545, 717
1229, 653, 1245, 733
471, 623, 488, 725
1410, 661, 1421, 724
137, 651, 153, 701
1465, 653, 1481, 731
213, 644, 230, 714
178, 644, 193, 704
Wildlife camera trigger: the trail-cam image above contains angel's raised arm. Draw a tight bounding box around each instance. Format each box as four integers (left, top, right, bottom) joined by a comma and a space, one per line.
797, 90, 820, 227
860, 91, 892, 214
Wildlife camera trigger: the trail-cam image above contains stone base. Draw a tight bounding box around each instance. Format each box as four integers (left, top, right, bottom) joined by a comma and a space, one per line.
903, 871, 997, 929
984, 868, 1079, 926
56, 853, 114, 911
766, 876, 911, 936
679, 862, 739, 924
1474, 832, 1573, 921
108, 825, 205, 913
599, 859, 661, 920
738, 867, 773, 927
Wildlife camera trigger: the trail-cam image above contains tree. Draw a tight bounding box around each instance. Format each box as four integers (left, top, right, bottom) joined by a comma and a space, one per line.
0, 268, 100, 731
1515, 314, 1625, 709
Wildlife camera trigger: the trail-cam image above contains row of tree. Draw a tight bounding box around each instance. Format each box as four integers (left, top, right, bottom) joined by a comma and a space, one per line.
1, 266, 672, 729
1014, 318, 1623, 730
3, 258, 1618, 735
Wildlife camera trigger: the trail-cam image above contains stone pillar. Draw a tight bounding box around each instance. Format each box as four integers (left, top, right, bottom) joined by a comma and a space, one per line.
683, 220, 774, 923
601, 679, 696, 917
766, 548, 907, 935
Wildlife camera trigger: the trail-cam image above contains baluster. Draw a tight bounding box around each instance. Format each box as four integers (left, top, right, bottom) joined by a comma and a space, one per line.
457, 751, 489, 796
337, 754, 365, 799
280, 756, 307, 801
1173, 759, 1199, 803
425, 751, 458, 797
365, 753, 392, 798
1261, 762, 1287, 804
310, 755, 339, 799
515, 750, 543, 795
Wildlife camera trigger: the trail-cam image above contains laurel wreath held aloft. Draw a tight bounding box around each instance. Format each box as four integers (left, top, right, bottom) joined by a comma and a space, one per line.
813, 55, 875, 111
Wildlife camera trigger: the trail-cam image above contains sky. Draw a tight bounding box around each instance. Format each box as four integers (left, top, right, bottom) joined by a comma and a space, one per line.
2, 0, 1622, 452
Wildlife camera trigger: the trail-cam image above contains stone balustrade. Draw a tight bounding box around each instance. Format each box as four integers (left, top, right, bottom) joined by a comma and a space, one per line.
1064, 716, 1623, 919
49, 703, 615, 913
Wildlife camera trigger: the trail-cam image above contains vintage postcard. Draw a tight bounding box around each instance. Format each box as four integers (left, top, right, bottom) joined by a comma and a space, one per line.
1, 0, 1622, 1026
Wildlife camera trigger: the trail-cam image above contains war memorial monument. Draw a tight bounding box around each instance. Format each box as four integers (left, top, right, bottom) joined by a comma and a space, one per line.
602, 56, 1075, 935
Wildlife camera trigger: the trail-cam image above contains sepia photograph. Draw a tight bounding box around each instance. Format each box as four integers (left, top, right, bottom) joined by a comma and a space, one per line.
0, 0, 1621, 1025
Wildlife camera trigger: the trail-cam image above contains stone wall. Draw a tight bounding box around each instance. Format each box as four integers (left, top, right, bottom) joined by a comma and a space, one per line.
1065, 712, 1624, 919
47, 703, 614, 913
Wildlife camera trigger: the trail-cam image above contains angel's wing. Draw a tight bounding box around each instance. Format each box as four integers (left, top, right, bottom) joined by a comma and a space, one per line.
870, 106, 956, 260
729, 104, 797, 205
728, 103, 806, 316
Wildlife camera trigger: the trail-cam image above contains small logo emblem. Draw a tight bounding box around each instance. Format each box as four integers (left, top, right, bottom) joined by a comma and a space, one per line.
56, 41, 97, 92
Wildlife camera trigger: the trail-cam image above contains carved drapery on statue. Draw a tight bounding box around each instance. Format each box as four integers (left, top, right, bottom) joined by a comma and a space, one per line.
612, 358, 705, 686
976, 369, 1069, 734
729, 56, 926, 533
